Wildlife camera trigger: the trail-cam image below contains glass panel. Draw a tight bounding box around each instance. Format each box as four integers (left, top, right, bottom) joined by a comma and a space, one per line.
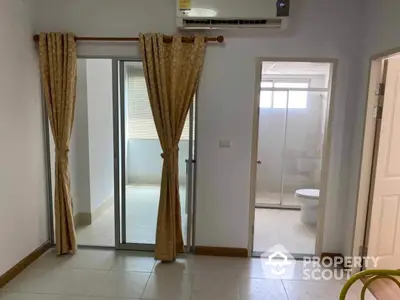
260, 91, 272, 108
255, 91, 288, 206
289, 91, 308, 108
274, 82, 309, 89
124, 61, 160, 244
273, 91, 288, 108
186, 101, 196, 248
308, 74, 330, 89
179, 115, 190, 246
261, 81, 273, 88
122, 61, 190, 246
261, 61, 331, 88
181, 100, 196, 247
116, 60, 122, 245
281, 91, 328, 210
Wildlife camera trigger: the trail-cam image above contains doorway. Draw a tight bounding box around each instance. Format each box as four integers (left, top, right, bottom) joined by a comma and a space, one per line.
113, 60, 196, 251
353, 52, 400, 270
250, 60, 334, 257
50, 58, 116, 248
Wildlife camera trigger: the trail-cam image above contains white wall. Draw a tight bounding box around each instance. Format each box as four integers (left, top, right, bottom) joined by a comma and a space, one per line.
69, 60, 91, 213
69, 59, 114, 214
343, 0, 400, 256
33, 0, 363, 252
0, 0, 48, 276
86, 59, 114, 212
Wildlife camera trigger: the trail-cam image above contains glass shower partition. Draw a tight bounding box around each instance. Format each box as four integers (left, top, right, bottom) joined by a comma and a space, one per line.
255, 78, 330, 209
281, 90, 329, 207
256, 87, 288, 207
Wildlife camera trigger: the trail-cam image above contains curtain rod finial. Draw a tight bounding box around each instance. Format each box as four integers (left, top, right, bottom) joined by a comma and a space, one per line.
217, 35, 224, 43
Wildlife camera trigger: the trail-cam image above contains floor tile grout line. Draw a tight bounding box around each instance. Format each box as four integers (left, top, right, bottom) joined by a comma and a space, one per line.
150, 260, 157, 273
235, 273, 241, 300
189, 271, 195, 300
280, 278, 291, 300
140, 269, 153, 299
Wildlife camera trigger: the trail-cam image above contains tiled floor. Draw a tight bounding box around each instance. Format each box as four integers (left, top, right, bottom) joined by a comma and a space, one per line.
0, 249, 375, 299
76, 185, 187, 247
77, 187, 314, 255
253, 209, 316, 254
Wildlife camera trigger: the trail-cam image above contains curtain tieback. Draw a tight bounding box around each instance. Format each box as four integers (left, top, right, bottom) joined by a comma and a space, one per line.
161, 146, 179, 159
55, 147, 70, 164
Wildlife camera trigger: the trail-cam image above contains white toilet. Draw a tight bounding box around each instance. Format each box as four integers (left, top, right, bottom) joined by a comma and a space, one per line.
295, 189, 320, 225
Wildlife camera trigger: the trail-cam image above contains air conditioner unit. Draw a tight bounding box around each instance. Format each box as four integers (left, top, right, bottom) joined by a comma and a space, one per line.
176, 0, 290, 30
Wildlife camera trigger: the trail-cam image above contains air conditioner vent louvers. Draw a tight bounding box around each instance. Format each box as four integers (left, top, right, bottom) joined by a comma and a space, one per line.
182, 18, 282, 26
177, 0, 290, 30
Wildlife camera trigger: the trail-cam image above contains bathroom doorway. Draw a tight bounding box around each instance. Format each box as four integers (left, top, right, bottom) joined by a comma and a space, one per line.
250, 60, 334, 257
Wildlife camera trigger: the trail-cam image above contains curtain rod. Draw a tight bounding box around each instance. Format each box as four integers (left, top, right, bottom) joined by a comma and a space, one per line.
33, 35, 224, 43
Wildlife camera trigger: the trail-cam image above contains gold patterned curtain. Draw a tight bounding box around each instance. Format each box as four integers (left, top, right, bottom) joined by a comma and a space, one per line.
39, 33, 77, 255
139, 33, 206, 261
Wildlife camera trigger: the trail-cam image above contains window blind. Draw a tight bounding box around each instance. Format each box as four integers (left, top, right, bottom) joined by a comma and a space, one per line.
126, 66, 192, 140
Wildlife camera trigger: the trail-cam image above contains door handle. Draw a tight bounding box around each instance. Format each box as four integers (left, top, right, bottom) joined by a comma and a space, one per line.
257, 160, 262, 164
185, 159, 196, 163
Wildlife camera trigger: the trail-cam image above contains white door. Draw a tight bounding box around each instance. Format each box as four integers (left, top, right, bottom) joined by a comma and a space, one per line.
367, 58, 400, 269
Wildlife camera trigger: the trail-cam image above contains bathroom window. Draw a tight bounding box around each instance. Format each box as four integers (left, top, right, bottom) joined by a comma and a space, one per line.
260, 80, 309, 109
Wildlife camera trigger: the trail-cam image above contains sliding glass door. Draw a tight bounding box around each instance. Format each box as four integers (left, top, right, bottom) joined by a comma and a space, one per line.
113, 60, 196, 250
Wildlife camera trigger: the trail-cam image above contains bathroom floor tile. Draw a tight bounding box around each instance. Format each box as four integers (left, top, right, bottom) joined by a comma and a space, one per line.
253, 209, 316, 254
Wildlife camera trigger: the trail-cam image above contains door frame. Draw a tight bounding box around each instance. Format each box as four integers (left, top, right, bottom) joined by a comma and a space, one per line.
351, 48, 400, 273
248, 57, 338, 257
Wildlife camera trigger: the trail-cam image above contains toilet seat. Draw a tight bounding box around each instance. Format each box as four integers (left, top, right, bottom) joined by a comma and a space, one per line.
295, 189, 320, 225
295, 189, 320, 200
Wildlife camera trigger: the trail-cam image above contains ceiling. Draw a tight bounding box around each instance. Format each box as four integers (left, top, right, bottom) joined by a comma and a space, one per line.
262, 61, 331, 76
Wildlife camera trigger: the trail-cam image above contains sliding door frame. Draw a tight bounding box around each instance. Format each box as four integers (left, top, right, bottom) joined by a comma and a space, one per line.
42, 82, 54, 245
113, 59, 155, 251
186, 99, 197, 252
113, 59, 197, 252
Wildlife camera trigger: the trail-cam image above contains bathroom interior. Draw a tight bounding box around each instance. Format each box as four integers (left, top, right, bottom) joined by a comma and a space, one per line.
253, 61, 332, 256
